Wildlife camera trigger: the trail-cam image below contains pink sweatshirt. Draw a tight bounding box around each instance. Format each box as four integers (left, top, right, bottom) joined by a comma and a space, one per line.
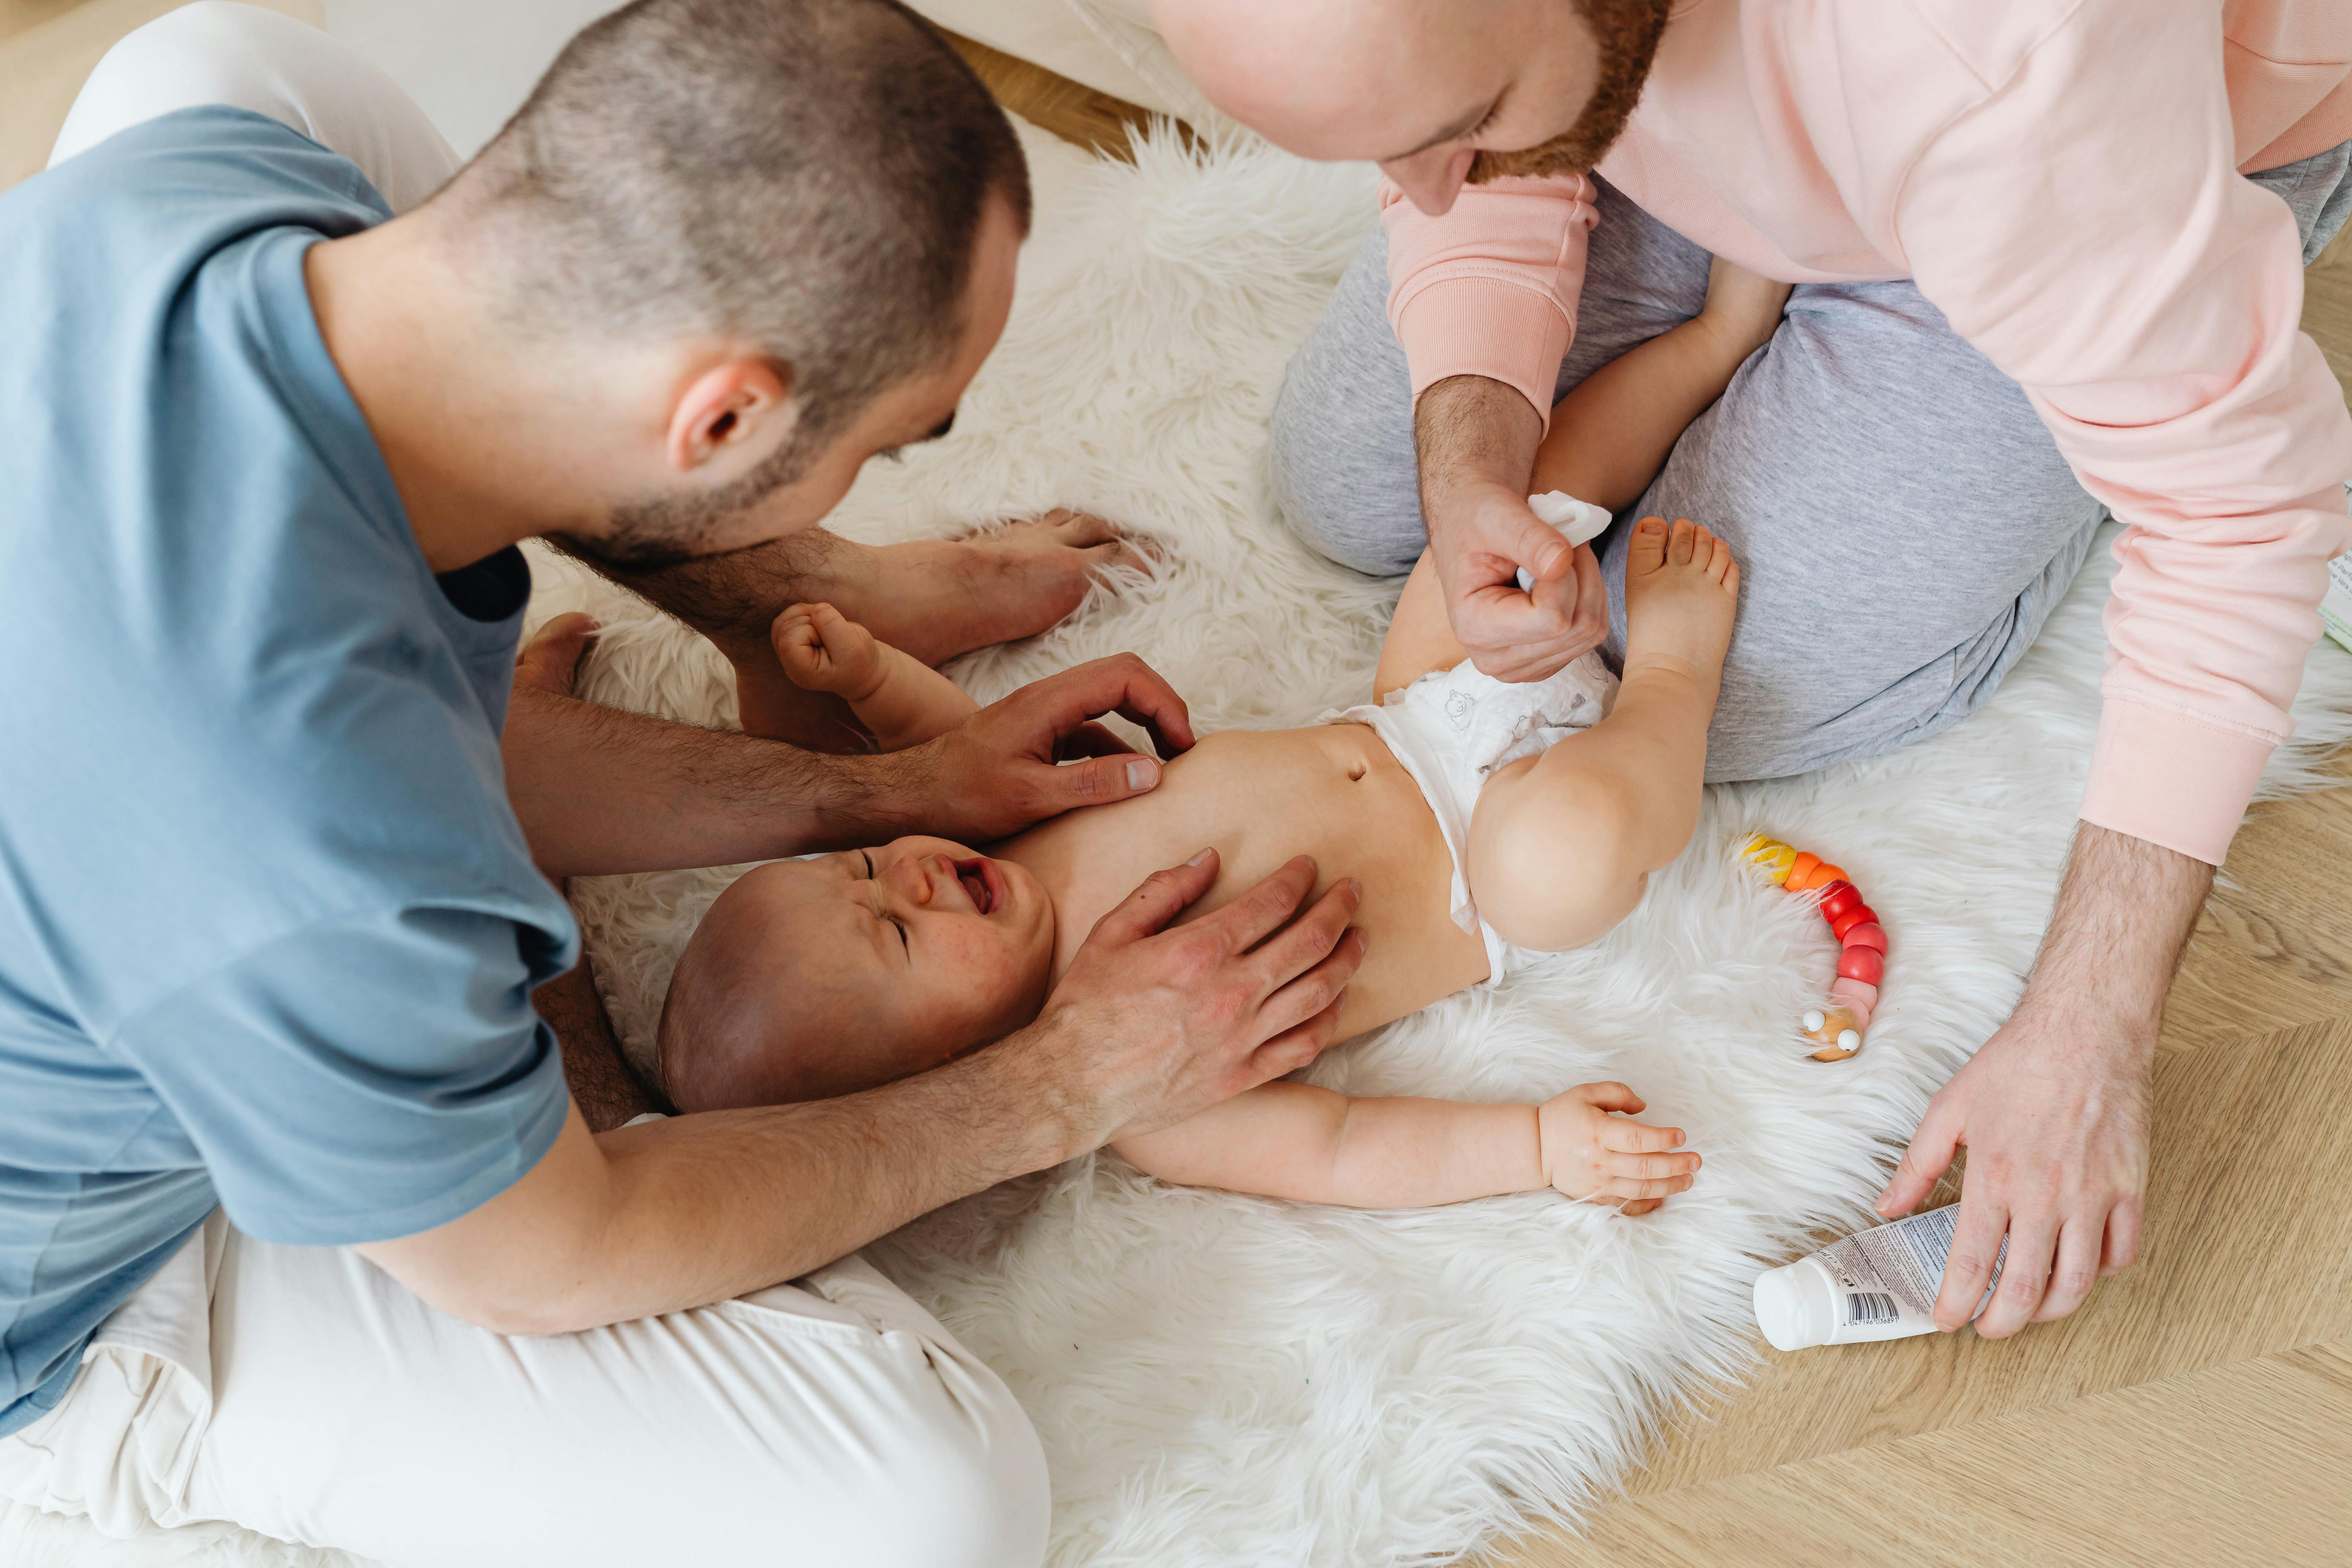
1385, 0, 2352, 866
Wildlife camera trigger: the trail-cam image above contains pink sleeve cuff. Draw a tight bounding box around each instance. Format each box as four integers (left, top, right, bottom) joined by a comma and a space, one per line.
2077, 699, 2278, 866
1390, 275, 1575, 431
1379, 173, 1596, 435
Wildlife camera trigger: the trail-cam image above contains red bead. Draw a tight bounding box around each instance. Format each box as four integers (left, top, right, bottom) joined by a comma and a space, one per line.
1840, 922, 1888, 954
1817, 882, 1861, 920
1831, 904, 1879, 940
1837, 945, 1885, 986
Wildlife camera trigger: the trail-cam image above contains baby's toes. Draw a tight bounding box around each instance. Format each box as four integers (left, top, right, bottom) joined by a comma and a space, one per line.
1625, 515, 1670, 576
1666, 518, 1700, 566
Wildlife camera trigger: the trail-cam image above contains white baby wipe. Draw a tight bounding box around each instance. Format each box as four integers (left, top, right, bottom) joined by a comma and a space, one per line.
1751, 1206, 2007, 1350
1514, 491, 1613, 592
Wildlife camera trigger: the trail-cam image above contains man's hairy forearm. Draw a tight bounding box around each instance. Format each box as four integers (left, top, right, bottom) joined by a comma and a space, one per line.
560, 1028, 1082, 1323
503, 685, 933, 877
1414, 374, 1545, 509
550, 528, 855, 654
2023, 822, 2214, 1043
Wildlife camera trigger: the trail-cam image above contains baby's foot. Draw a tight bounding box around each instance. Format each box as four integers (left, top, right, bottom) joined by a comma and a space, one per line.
513, 611, 598, 698
1694, 256, 1792, 363
1622, 517, 1739, 685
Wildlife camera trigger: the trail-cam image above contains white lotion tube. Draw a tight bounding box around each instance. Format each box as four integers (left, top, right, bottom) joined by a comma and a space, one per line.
1514, 491, 1612, 591
1752, 1206, 2007, 1351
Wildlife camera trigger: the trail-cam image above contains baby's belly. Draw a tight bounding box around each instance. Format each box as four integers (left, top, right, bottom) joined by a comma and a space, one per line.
995, 724, 1491, 1040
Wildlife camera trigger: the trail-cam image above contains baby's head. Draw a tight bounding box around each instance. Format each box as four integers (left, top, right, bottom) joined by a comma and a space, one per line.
658, 836, 1057, 1111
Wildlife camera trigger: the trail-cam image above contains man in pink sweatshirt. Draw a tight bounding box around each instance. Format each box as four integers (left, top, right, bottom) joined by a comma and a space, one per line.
1154, 0, 2352, 1338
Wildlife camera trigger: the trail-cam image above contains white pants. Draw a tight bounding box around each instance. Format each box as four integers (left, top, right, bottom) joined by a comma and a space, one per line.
0, 1214, 1048, 1566
12, 9, 1050, 1562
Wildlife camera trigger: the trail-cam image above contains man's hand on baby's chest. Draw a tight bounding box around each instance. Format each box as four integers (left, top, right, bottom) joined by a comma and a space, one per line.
1002, 849, 1368, 1157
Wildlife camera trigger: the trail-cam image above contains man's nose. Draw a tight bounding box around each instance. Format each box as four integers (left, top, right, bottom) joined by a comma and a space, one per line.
1378, 145, 1477, 216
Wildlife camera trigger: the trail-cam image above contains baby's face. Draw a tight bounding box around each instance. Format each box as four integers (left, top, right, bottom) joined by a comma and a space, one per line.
660, 836, 1058, 1109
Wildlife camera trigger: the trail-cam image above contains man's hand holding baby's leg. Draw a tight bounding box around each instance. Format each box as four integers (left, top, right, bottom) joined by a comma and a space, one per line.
1538, 1082, 1701, 1215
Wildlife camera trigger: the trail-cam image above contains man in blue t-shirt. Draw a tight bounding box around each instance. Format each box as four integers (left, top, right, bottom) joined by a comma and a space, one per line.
0, 4, 1366, 1561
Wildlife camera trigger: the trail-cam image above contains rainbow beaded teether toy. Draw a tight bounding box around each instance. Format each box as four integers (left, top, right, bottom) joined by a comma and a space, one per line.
1740, 834, 1886, 1062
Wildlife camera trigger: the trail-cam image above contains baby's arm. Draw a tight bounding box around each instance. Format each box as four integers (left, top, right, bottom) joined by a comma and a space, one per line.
1533, 257, 1792, 513
771, 601, 978, 751
1110, 1079, 1699, 1213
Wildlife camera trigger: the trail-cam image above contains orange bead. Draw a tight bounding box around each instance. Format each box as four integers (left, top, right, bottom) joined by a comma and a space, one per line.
1785, 851, 1821, 889
1812, 864, 1847, 887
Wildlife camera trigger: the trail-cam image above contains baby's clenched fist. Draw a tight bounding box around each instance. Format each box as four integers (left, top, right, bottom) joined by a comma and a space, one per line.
1538, 1081, 1700, 1215
772, 601, 885, 699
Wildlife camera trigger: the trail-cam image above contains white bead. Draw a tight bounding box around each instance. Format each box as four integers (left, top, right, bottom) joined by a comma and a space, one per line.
1837, 1029, 1861, 1050
1802, 1010, 1826, 1031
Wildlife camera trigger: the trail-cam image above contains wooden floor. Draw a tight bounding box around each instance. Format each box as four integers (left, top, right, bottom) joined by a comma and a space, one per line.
983, 63, 2352, 1568
1490, 206, 2352, 1568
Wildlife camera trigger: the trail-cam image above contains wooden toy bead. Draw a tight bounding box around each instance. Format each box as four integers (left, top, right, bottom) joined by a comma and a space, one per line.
1828, 976, 1878, 1022
1802, 1006, 1864, 1061
1746, 836, 1884, 1063
1840, 922, 1888, 955
1837, 945, 1885, 986
1787, 862, 1837, 893
1813, 1031, 1863, 1063
1830, 904, 1879, 940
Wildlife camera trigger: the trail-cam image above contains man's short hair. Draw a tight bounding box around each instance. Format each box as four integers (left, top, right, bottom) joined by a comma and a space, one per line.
455, 0, 1030, 461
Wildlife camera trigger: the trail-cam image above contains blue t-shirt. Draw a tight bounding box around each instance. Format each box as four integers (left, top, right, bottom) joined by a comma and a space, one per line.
0, 108, 577, 1437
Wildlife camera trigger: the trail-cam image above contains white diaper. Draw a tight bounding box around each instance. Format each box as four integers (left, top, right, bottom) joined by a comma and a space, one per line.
1326, 651, 1619, 984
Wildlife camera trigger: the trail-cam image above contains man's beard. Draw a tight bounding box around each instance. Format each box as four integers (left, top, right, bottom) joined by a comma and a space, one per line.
563, 426, 824, 574
1469, 0, 1670, 184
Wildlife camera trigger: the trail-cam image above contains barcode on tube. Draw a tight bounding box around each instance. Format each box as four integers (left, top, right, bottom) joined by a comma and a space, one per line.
1846, 1292, 1898, 1326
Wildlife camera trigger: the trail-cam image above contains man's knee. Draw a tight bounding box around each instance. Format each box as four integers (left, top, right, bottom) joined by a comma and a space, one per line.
641, 1365, 1048, 1568
870, 1394, 1051, 1568
1268, 232, 1426, 577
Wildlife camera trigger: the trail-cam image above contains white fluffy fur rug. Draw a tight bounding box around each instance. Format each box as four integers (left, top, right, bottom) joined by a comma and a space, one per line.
10, 119, 2352, 1568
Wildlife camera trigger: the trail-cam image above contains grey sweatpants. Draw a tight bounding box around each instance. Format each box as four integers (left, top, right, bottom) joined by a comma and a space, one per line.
1271, 147, 2352, 782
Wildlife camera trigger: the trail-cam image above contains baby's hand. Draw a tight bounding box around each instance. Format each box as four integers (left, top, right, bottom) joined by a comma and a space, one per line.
1538, 1082, 1700, 1215
772, 602, 885, 699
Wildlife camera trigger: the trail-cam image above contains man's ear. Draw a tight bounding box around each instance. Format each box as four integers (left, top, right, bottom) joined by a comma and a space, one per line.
666, 357, 796, 475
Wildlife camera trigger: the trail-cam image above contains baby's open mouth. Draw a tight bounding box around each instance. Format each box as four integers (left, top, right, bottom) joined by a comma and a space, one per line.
954, 857, 1000, 915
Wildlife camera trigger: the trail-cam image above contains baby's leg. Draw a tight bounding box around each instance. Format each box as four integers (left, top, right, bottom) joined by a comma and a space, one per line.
1467, 518, 1737, 951
1373, 553, 1472, 700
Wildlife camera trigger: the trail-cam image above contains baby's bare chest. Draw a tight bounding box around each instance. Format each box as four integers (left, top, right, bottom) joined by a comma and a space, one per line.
997, 725, 1490, 1032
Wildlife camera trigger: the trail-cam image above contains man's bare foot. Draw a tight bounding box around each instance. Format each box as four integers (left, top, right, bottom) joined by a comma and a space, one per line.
514, 612, 598, 698
1692, 256, 1792, 363
732, 510, 1148, 750
1622, 517, 1739, 684
854, 509, 1152, 665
